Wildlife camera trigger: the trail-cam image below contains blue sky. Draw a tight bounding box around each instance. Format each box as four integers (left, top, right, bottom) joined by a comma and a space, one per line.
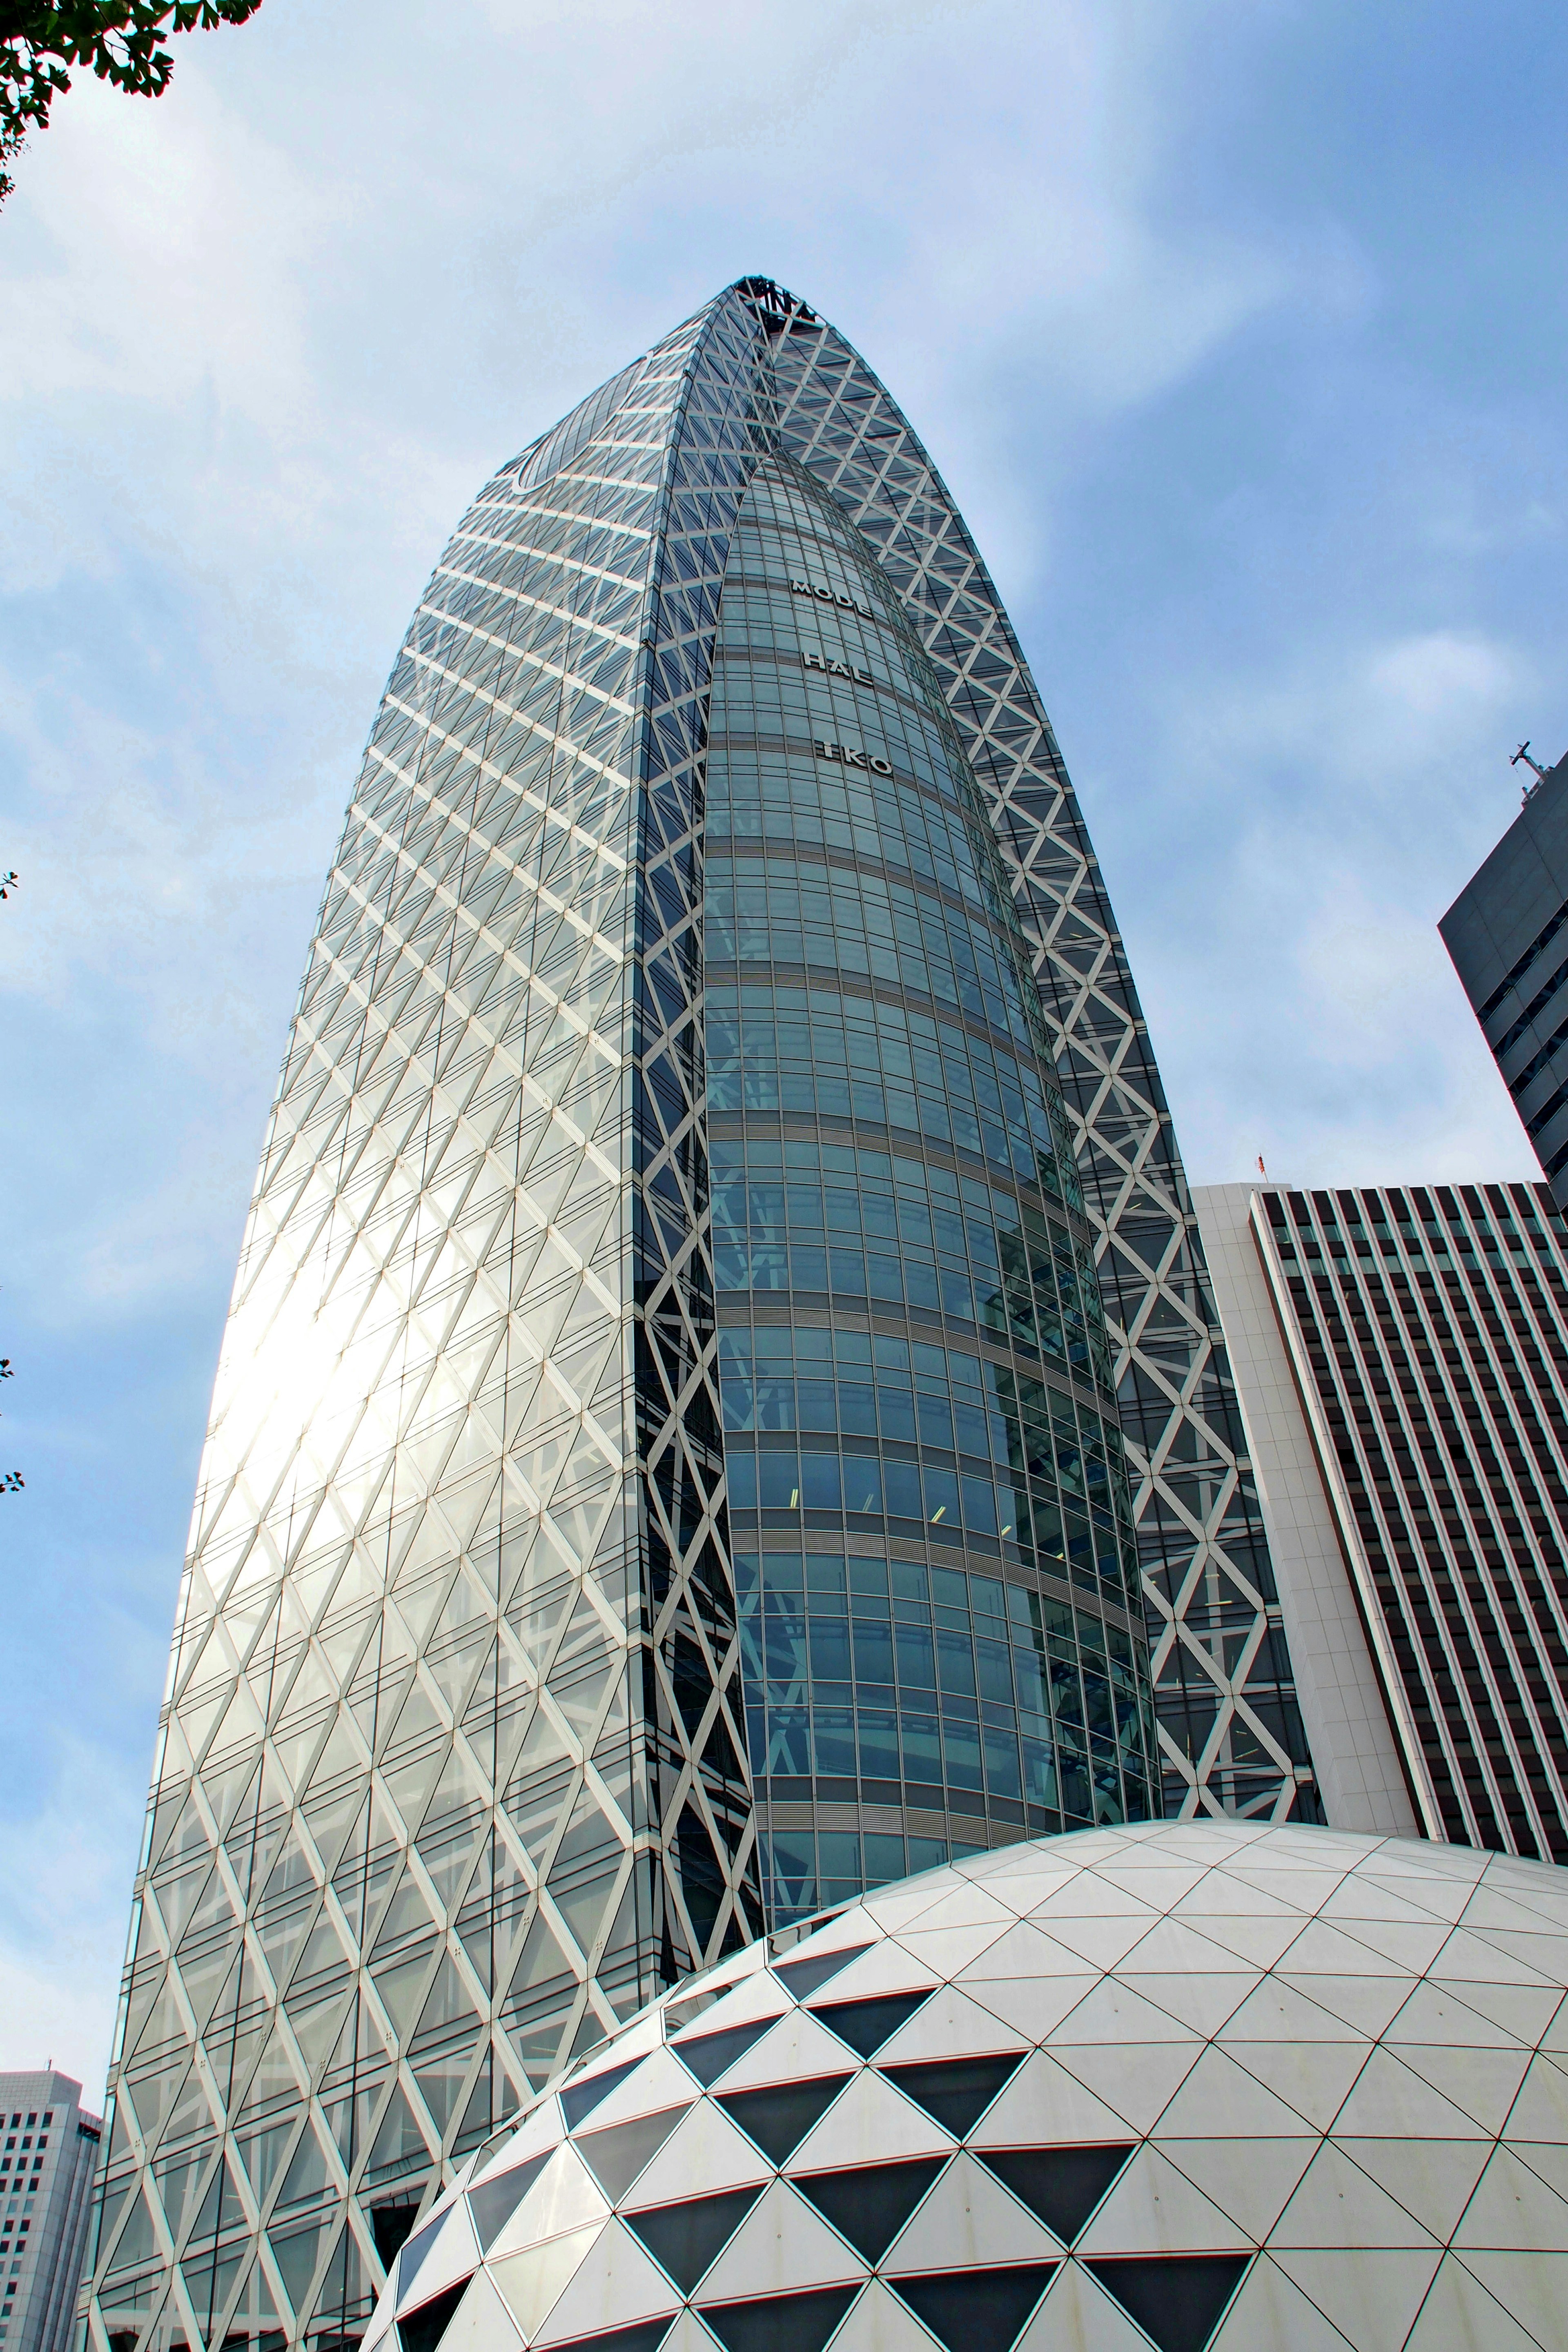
2, 0, 1565, 2098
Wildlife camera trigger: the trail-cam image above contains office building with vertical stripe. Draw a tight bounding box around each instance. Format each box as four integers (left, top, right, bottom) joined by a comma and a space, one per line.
1196, 1179, 1568, 1862
0, 2072, 100, 2352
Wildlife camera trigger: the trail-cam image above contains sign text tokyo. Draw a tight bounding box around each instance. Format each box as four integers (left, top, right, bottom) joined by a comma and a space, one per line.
814, 738, 893, 776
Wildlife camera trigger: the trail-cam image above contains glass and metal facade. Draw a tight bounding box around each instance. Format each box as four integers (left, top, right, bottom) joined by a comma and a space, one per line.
1201, 1179, 1568, 1863
87, 277, 1311, 2352
704, 452, 1153, 1919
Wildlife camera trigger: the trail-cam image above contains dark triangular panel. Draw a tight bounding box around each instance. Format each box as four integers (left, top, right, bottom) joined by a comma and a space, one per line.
716, 2076, 853, 2166
773, 1944, 872, 1999
467, 2150, 552, 2253
791, 2159, 945, 2265
624, 2185, 764, 2293
398, 2278, 473, 2352
880, 2055, 1025, 2139
976, 2146, 1135, 2245
889, 2265, 1057, 2352
808, 1992, 932, 2060
671, 2017, 784, 2088
577, 2106, 692, 2201
561, 2058, 644, 2131
699, 2285, 860, 2352
1086, 2257, 1251, 2352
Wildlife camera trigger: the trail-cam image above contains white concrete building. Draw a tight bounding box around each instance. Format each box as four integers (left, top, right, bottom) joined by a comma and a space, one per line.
0, 2072, 101, 2352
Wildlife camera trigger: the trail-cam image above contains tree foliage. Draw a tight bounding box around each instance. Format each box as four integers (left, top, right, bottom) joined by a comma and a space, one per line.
0, 1, 263, 205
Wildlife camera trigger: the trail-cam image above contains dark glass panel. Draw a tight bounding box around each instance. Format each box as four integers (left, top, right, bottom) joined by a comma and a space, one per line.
575, 2108, 691, 2202
975, 2145, 1134, 2245
879, 2055, 1024, 2138
791, 2158, 944, 2265
889, 2266, 1057, 2352
624, 2186, 764, 2293
715, 2079, 853, 2167
1084, 2258, 1250, 2352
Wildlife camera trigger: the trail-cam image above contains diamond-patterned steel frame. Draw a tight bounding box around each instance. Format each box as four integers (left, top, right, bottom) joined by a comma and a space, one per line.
87, 277, 1314, 2352
755, 289, 1320, 1828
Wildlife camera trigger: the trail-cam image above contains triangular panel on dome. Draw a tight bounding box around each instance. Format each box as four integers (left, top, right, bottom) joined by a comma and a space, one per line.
1264, 2247, 1441, 2352
531, 2218, 684, 2349
696, 2178, 867, 2306
791, 2158, 947, 2267
1084, 2254, 1251, 2352
784, 2065, 956, 2175
887, 2265, 1057, 2352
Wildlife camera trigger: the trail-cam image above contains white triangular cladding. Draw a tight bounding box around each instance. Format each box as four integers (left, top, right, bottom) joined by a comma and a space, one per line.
1078, 1864, 1212, 1915
437, 2267, 525, 2352
581, 2047, 697, 2129
1272, 1920, 1423, 1982
1330, 2049, 1490, 2142
785, 1905, 880, 1957
970, 2048, 1140, 2153
1042, 2037, 1203, 2138
490, 2221, 606, 2340
1319, 1918, 1456, 1977
1045, 1977, 1205, 2051
1113, 1970, 1258, 2042
954, 1867, 1080, 1919
1219, 1978, 1370, 2049
1174, 1910, 1315, 1972
1270, 1972, 1415, 2040
1450, 2142, 1568, 2253
1390, 2041, 1533, 2136
1458, 2247, 1568, 2345
714, 2006, 863, 2094
1439, 1929, 1568, 1985
959, 1960, 1102, 2050
530, 2218, 681, 2347
788, 2065, 956, 2172
1220, 1868, 1352, 1917
864, 1883, 953, 1936
399, 2199, 481, 2307
1030, 1876, 1155, 1924
1074, 2145, 1255, 2261
1387, 1978, 1530, 2051
1149, 2136, 1317, 2245
1463, 1882, 1568, 1937
1431, 1926, 1566, 1990
1505, 2052, 1568, 2144
1172, 1869, 1303, 1922
1011, 2259, 1146, 2352
1152, 2044, 1334, 2143
883, 2150, 1065, 2269
1428, 1977, 1564, 2046
874, 1987, 1025, 2066
1317, 1875, 1453, 1930
1207, 2252, 1358, 2352
1267, 2139, 1439, 2252
1483, 1849, 1568, 1904
695, 2176, 866, 2303
1266, 2246, 1444, 2352
488, 2147, 610, 2260
1113, 1911, 1265, 1982
1012, 1910, 1157, 1973
1217, 2035, 1375, 2136
826, 2275, 946, 2352
893, 1915, 1021, 1978
1403, 2252, 1546, 2352
621, 2100, 771, 2207
671, 1965, 786, 2038
802, 1940, 942, 2007
1328, 2138, 1492, 2242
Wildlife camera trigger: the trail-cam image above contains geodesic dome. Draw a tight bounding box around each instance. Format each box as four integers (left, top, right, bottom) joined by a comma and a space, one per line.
363, 1823, 1568, 2352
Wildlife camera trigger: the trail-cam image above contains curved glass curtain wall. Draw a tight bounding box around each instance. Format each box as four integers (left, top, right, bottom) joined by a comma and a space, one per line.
704, 454, 1158, 1920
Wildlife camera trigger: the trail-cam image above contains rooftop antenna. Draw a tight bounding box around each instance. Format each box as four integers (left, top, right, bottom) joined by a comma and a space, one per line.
1512, 741, 1548, 804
